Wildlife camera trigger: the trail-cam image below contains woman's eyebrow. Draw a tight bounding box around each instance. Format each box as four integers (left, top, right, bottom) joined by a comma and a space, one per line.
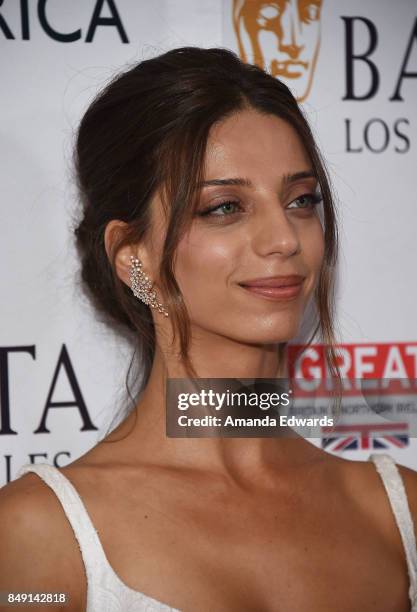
197, 170, 317, 188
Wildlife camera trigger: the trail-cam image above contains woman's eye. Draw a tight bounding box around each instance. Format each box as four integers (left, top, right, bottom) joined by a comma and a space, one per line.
197, 192, 322, 219
198, 200, 241, 217
287, 192, 323, 210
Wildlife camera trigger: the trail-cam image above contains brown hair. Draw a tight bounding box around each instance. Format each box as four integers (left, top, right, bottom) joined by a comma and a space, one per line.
73, 46, 341, 433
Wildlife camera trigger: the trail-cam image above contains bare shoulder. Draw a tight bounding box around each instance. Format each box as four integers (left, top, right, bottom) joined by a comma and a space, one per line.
0, 472, 86, 612
329, 452, 417, 547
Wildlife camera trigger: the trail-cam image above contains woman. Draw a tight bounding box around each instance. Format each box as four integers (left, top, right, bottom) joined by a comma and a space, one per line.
0, 47, 416, 612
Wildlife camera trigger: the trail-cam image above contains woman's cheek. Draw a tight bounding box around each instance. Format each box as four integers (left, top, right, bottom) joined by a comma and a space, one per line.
297, 221, 324, 298
304, 218, 325, 266
174, 231, 228, 302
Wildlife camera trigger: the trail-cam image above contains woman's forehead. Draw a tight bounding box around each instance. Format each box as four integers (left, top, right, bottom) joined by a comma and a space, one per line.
203, 110, 310, 180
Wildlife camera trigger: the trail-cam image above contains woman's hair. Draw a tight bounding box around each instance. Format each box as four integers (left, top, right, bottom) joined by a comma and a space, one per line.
73, 46, 341, 432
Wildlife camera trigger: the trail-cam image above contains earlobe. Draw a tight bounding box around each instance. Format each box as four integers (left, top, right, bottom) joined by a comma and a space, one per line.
114, 247, 135, 287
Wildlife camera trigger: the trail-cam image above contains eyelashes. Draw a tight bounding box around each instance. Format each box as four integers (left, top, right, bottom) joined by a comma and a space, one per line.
287, 191, 323, 210
198, 200, 242, 217
197, 191, 323, 219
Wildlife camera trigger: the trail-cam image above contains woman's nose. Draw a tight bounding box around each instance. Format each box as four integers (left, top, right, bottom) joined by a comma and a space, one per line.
250, 203, 301, 258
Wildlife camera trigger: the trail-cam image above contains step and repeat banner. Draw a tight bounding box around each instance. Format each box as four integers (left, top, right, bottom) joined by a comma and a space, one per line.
1, 0, 416, 485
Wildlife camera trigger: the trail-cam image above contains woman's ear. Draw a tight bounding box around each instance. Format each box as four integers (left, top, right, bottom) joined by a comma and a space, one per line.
104, 220, 149, 288
104, 219, 128, 286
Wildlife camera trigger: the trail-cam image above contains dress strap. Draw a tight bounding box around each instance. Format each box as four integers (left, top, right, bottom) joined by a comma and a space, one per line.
369, 452, 417, 608
16, 463, 108, 584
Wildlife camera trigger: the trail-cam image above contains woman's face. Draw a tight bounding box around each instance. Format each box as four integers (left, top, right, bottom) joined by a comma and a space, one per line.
153, 108, 324, 344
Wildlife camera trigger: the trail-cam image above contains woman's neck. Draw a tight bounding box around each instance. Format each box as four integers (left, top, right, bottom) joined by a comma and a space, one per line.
101, 336, 322, 485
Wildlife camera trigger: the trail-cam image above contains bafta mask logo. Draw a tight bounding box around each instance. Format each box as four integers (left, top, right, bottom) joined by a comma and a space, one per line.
232, 0, 322, 102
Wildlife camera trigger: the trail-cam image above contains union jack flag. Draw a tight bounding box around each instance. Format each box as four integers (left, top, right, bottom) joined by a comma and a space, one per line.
321, 422, 409, 451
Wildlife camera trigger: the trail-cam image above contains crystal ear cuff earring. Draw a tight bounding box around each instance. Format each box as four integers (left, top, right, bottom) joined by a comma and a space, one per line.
129, 255, 169, 317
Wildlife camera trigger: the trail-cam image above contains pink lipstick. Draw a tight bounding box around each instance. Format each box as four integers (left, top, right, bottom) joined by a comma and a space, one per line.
238, 275, 305, 301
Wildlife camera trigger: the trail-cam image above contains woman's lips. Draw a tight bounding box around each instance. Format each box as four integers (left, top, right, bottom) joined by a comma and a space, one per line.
238, 280, 304, 301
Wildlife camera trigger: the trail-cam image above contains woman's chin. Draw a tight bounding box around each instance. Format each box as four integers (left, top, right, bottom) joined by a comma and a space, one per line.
225, 325, 300, 346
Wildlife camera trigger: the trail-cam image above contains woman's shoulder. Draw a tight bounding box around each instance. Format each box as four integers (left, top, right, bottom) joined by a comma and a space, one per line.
0, 471, 86, 611
330, 451, 417, 502
0, 469, 71, 550
332, 452, 417, 550
385, 457, 417, 545
394, 459, 417, 511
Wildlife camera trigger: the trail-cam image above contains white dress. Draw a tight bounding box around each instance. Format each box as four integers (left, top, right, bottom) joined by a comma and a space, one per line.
16, 452, 417, 611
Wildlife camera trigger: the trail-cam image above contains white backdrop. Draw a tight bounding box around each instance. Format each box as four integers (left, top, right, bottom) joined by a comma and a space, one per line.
1, 0, 416, 486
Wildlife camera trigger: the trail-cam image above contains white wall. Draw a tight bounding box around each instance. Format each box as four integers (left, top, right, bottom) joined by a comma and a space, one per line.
1, 0, 416, 485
